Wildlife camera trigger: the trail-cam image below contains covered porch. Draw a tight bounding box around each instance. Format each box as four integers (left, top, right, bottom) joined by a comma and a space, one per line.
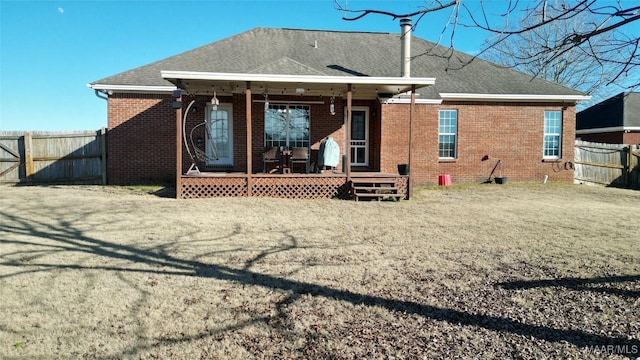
162, 71, 434, 199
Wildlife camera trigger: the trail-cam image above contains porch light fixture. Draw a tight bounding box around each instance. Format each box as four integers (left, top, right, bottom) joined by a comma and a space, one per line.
210, 89, 219, 111
330, 96, 335, 116
264, 90, 269, 112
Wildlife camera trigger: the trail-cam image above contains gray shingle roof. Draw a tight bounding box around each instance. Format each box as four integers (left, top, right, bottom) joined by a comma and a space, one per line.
625, 92, 640, 127
577, 92, 640, 129
90, 27, 583, 97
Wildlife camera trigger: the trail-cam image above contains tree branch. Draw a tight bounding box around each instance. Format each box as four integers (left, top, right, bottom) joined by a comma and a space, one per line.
336, 0, 640, 95
334, 0, 459, 21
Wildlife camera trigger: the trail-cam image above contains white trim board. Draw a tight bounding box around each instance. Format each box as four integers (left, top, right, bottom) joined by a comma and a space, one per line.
576, 126, 640, 134
161, 71, 436, 86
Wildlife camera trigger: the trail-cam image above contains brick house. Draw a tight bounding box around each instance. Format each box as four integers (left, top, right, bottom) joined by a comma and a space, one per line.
89, 25, 589, 199
576, 92, 640, 144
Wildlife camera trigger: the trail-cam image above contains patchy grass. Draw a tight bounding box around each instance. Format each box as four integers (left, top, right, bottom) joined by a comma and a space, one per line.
120, 184, 165, 192
0, 183, 638, 359
116, 184, 175, 197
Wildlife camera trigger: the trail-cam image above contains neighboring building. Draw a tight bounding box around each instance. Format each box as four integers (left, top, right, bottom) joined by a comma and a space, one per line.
576, 92, 640, 144
88, 25, 589, 199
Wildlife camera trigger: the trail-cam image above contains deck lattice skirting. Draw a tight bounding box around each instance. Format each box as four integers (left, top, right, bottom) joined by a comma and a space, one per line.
252, 176, 351, 199
180, 174, 408, 200
181, 177, 247, 198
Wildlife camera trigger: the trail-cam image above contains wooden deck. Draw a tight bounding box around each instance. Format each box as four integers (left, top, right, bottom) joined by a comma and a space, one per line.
179, 172, 408, 200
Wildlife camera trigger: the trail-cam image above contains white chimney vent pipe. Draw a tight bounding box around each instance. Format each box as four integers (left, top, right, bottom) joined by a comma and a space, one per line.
400, 17, 412, 78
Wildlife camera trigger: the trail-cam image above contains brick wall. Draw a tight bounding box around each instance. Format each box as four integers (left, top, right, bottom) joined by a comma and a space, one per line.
380, 101, 577, 186
623, 132, 640, 144
107, 93, 577, 186
107, 93, 175, 184
309, 96, 347, 171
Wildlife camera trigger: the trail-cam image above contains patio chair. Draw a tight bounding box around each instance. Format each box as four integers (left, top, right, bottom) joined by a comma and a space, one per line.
263, 147, 279, 173
291, 147, 310, 173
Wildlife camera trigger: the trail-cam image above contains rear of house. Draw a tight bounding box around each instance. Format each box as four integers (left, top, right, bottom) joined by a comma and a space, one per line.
89, 26, 588, 198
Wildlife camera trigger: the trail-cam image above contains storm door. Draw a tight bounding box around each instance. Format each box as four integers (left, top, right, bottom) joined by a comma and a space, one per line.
206, 103, 233, 166
349, 108, 369, 166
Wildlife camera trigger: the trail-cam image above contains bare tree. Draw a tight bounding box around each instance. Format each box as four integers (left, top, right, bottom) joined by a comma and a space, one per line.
335, 0, 640, 91
482, 1, 629, 106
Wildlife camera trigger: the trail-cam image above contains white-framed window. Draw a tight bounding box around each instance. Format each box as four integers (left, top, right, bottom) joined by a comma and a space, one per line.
264, 104, 310, 149
438, 110, 457, 159
543, 110, 562, 159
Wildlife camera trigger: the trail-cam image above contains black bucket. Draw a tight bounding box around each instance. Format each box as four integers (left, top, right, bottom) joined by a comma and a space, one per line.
494, 177, 507, 184
397, 164, 409, 175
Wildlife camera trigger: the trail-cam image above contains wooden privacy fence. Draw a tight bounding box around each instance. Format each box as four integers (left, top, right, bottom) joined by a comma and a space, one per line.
0, 129, 106, 185
574, 140, 640, 188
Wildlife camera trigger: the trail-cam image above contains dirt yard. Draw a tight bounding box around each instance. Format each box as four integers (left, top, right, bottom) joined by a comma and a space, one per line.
0, 183, 638, 359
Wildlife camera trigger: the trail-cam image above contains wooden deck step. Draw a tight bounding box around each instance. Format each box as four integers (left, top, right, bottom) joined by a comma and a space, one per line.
351, 179, 397, 184
354, 192, 404, 198
353, 186, 398, 191
353, 192, 404, 201
352, 182, 396, 187
352, 181, 402, 201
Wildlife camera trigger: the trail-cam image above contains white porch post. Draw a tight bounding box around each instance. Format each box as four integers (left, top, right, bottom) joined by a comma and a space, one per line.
346, 83, 352, 180
175, 92, 183, 199
246, 81, 253, 196
408, 84, 416, 199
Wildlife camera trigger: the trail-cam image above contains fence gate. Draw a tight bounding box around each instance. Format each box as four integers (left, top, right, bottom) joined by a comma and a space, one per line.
0, 135, 21, 182
574, 140, 640, 188
0, 129, 107, 185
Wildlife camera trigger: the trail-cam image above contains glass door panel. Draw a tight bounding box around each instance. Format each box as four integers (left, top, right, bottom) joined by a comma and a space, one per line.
350, 109, 368, 166
206, 104, 233, 166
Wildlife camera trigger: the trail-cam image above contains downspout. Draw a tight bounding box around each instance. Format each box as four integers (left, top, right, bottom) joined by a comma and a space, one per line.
94, 89, 108, 101
94, 89, 109, 186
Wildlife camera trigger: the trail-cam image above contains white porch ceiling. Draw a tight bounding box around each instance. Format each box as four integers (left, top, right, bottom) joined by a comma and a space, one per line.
161, 71, 436, 99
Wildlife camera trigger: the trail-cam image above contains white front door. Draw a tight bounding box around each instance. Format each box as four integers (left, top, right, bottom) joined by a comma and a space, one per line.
206, 104, 233, 166
349, 107, 369, 166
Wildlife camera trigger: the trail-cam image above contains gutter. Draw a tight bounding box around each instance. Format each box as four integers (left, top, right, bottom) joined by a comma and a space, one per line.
439, 93, 592, 103
87, 83, 177, 93
380, 97, 442, 105
576, 126, 640, 134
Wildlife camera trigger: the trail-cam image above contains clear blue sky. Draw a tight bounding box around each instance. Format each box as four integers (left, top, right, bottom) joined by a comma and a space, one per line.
1, 1, 637, 131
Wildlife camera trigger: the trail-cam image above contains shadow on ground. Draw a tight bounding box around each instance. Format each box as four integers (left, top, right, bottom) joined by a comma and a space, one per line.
499, 275, 640, 298
1, 207, 638, 358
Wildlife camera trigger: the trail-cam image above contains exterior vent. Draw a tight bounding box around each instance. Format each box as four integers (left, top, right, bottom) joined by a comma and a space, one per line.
400, 17, 412, 78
